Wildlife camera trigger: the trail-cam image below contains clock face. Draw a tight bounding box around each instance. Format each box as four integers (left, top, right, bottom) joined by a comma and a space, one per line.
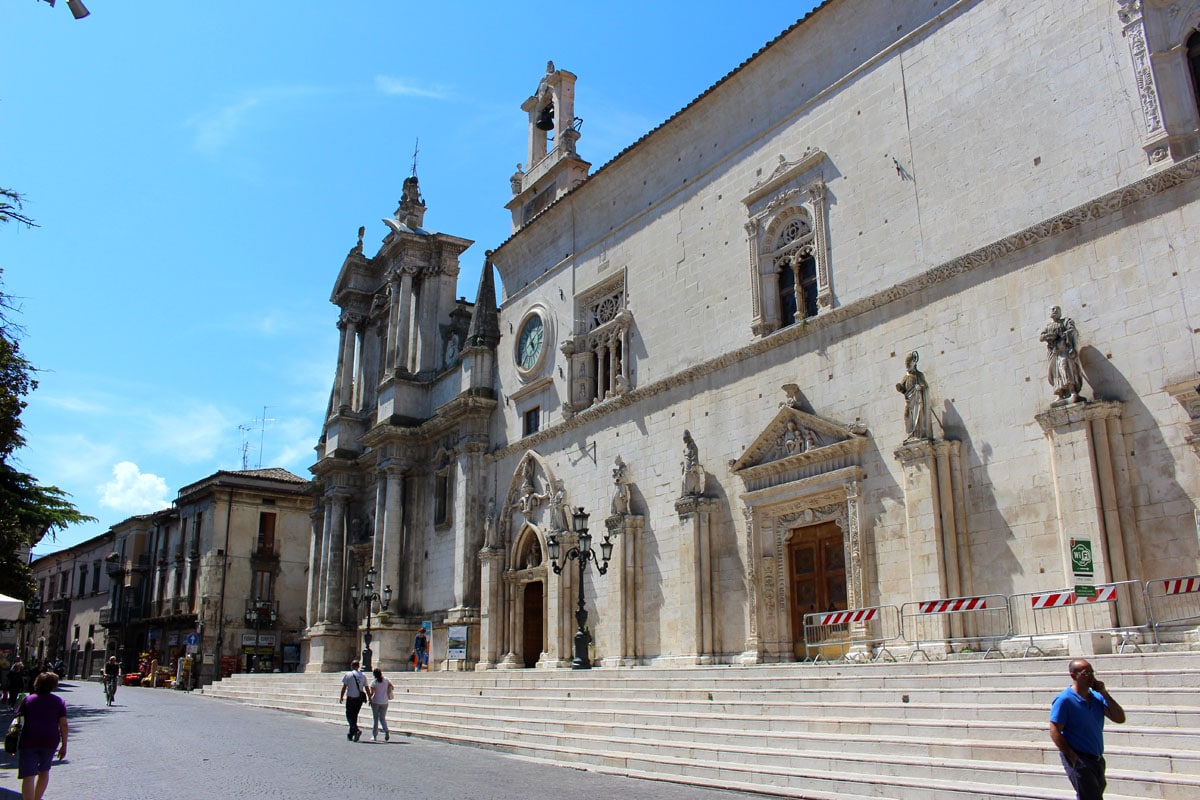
517, 315, 545, 371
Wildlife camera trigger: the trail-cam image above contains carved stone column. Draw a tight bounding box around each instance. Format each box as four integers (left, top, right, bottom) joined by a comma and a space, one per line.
381, 468, 404, 598
394, 268, 415, 373
305, 504, 324, 629
385, 270, 400, 369
1036, 401, 1139, 644
317, 503, 333, 622
600, 513, 645, 667
337, 315, 358, 413
323, 493, 348, 626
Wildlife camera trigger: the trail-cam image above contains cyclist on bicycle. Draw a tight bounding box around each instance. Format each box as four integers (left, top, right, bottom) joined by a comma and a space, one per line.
103, 656, 121, 702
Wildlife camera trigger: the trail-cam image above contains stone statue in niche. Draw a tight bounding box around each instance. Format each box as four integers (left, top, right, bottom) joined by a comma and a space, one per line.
895, 350, 932, 442
483, 497, 498, 548
549, 480, 570, 532
1039, 306, 1086, 406
611, 456, 631, 515
681, 430, 707, 497
520, 536, 542, 569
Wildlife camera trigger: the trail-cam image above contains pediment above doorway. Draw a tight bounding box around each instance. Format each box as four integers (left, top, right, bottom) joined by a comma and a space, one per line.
730, 405, 869, 495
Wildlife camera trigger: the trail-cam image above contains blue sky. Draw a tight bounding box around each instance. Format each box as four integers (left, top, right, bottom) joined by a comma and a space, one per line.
3, 1, 818, 556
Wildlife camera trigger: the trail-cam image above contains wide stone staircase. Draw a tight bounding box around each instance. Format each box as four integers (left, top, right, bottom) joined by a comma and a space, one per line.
202, 652, 1200, 799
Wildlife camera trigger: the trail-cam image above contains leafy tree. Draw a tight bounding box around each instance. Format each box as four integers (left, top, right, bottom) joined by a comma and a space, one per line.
0, 187, 94, 603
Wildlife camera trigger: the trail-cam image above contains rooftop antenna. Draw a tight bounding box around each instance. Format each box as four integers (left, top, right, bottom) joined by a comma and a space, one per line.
237, 425, 253, 470
411, 138, 419, 178
254, 406, 276, 469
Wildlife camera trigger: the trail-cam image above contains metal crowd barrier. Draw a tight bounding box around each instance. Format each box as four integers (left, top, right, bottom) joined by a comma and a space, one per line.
900, 594, 1011, 660
1145, 574, 1200, 643
802, 605, 901, 663
1008, 580, 1147, 656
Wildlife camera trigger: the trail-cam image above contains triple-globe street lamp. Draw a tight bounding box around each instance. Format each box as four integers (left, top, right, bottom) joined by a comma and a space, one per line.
547, 507, 613, 669
350, 567, 392, 671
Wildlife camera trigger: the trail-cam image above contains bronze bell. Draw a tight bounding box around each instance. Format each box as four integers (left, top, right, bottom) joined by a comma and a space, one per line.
535, 102, 555, 131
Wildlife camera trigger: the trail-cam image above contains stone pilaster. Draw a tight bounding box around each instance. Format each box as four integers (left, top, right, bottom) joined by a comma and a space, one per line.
476, 545, 505, 670
894, 439, 965, 640
600, 513, 645, 667
1036, 401, 1135, 640
674, 497, 717, 664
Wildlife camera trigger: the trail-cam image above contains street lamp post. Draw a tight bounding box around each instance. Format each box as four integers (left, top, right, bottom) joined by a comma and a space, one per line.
547, 507, 613, 669
349, 567, 392, 671
243, 597, 277, 673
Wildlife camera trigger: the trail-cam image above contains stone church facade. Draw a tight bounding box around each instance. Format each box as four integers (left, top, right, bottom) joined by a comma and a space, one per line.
303, 0, 1200, 671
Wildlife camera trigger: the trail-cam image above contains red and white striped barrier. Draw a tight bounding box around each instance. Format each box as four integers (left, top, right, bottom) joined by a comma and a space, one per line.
918, 596, 988, 614
1163, 577, 1200, 595
1030, 584, 1117, 608
818, 608, 878, 626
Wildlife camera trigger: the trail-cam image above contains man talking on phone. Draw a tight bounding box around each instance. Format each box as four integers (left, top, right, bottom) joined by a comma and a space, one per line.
1049, 659, 1126, 800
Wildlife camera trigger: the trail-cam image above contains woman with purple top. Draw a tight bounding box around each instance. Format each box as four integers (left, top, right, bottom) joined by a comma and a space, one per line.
15, 671, 68, 800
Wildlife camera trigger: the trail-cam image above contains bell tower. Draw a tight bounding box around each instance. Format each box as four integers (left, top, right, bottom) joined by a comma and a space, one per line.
506, 61, 591, 231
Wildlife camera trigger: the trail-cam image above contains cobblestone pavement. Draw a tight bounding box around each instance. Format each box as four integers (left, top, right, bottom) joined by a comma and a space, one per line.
1, 681, 770, 800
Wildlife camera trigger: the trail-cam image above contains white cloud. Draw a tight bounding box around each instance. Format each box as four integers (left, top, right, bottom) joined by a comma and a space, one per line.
98, 461, 170, 514
185, 86, 327, 154
147, 404, 233, 463
187, 95, 262, 154
374, 75, 452, 100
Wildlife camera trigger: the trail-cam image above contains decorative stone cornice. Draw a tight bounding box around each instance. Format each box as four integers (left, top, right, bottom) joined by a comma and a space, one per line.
492, 154, 1200, 462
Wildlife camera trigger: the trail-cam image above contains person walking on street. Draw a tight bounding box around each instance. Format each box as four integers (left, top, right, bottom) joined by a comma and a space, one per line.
338, 659, 371, 742
1049, 658, 1126, 800
7, 660, 25, 708
15, 671, 68, 800
413, 629, 428, 671
370, 668, 394, 742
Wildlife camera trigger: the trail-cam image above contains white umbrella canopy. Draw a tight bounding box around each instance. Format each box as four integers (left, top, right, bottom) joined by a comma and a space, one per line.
0, 593, 25, 621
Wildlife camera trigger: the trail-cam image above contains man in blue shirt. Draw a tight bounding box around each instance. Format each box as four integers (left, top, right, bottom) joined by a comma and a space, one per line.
1049, 659, 1126, 799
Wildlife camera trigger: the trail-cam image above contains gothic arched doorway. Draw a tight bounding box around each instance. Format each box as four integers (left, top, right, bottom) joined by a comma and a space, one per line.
522, 581, 544, 668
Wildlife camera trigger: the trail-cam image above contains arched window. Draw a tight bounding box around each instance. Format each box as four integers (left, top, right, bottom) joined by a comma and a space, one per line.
769, 213, 819, 328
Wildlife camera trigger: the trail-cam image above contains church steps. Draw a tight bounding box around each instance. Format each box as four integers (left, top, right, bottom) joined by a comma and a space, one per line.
202, 653, 1199, 799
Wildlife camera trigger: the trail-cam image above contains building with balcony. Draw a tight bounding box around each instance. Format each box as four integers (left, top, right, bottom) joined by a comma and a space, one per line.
91, 468, 312, 685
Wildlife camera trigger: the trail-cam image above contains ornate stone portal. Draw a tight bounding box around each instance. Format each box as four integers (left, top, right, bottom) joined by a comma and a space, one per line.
479, 450, 644, 670
731, 395, 869, 663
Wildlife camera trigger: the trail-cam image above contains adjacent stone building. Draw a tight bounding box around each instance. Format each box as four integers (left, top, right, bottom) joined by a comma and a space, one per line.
305, 0, 1200, 671
27, 530, 116, 678
91, 468, 313, 684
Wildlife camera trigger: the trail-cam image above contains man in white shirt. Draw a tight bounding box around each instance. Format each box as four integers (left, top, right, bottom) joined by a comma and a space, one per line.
338, 659, 371, 741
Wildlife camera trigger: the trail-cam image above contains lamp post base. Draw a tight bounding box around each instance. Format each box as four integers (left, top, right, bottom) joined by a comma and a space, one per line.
571, 627, 591, 670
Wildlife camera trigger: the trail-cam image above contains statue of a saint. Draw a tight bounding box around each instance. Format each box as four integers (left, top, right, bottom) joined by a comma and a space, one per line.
895, 350, 932, 442
681, 430, 706, 497
611, 457, 630, 515
1039, 306, 1086, 406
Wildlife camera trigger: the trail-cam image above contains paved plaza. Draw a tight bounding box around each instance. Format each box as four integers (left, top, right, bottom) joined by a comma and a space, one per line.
0, 681, 768, 800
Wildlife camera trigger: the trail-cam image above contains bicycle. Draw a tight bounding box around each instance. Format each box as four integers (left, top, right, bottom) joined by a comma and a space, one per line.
103, 675, 117, 706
